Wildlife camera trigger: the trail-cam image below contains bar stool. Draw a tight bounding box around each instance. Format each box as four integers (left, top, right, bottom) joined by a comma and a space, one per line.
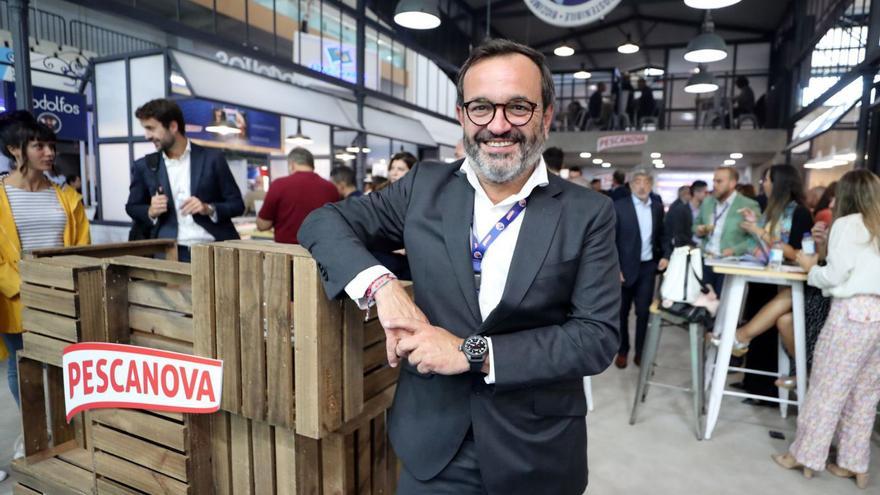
630, 301, 705, 440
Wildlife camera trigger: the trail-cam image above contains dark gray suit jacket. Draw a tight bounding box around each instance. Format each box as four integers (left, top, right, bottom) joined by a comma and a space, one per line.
298, 160, 620, 495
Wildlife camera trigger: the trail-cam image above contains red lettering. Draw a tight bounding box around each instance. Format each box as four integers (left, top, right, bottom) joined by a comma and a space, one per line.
196, 371, 215, 403
95, 359, 109, 393
82, 360, 94, 395
110, 359, 124, 392
180, 366, 198, 399
161, 364, 179, 397
126, 361, 141, 394
142, 361, 159, 396
67, 362, 81, 399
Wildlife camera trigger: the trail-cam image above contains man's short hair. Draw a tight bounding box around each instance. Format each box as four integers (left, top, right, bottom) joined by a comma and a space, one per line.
330, 165, 356, 187
134, 98, 186, 136
542, 147, 564, 172
678, 185, 690, 195
568, 165, 581, 174
590, 178, 601, 185
690, 180, 708, 195
456, 38, 555, 109
287, 147, 314, 168
612, 170, 626, 185
718, 166, 739, 182
630, 168, 653, 182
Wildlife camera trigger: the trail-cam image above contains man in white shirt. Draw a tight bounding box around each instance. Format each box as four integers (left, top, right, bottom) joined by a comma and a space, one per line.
299, 39, 619, 495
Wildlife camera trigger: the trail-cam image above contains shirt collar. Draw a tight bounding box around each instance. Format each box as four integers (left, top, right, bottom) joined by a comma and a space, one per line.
460, 156, 549, 206
632, 193, 652, 207
720, 191, 737, 206
163, 139, 191, 164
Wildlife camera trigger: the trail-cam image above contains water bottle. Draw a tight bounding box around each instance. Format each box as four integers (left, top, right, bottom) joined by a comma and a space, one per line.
802, 233, 816, 255
768, 241, 784, 270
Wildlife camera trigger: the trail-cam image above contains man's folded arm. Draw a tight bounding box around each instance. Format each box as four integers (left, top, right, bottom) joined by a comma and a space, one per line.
489, 199, 621, 391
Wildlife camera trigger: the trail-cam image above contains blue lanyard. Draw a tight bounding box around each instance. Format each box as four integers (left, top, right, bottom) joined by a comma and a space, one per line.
471, 198, 528, 278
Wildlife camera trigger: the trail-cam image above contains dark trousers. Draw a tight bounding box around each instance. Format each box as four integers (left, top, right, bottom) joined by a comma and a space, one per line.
619, 260, 657, 358
177, 245, 191, 263
702, 263, 725, 296
397, 433, 487, 495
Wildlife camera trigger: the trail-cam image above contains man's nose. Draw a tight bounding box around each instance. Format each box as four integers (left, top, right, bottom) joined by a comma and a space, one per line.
485, 106, 513, 136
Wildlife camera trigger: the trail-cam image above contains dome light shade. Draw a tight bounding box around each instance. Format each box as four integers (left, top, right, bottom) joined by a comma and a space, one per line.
685, 67, 718, 94
593, 158, 603, 164
579, 152, 592, 158
685, 32, 728, 63
650, 152, 661, 159
286, 120, 313, 145
684, 0, 741, 8
618, 41, 640, 54
574, 69, 592, 79
394, 0, 441, 30
730, 152, 743, 159
554, 44, 575, 57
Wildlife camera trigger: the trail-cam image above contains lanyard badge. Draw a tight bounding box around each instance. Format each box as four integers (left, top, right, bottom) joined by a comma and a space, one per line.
471, 198, 527, 291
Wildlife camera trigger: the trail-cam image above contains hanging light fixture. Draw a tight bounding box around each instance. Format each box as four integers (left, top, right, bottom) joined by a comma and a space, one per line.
684, 0, 742, 8
618, 34, 640, 54
554, 43, 575, 57
573, 64, 592, 79
285, 120, 313, 145
394, 0, 441, 30
684, 65, 718, 94
205, 117, 241, 136
685, 11, 728, 63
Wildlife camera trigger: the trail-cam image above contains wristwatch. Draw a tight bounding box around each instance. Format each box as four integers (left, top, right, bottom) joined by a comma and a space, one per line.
205, 203, 216, 217
460, 335, 488, 373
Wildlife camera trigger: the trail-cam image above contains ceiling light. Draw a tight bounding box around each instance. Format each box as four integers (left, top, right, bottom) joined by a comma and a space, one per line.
573, 69, 592, 79
580, 152, 592, 158
592, 158, 603, 164
346, 146, 361, 153
602, 162, 612, 168
169, 73, 187, 86
617, 35, 640, 54
644, 67, 665, 77
655, 163, 666, 169
724, 159, 736, 165
730, 152, 743, 159
652, 159, 664, 165
554, 44, 575, 57
335, 153, 356, 160
684, 65, 718, 94
205, 121, 241, 135
361, 147, 371, 153
285, 120, 313, 145
684, 0, 742, 9
684, 11, 728, 63
650, 152, 661, 159
681, 112, 695, 121
394, 0, 441, 30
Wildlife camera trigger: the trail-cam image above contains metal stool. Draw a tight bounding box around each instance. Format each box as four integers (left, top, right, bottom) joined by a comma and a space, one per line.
630, 301, 705, 440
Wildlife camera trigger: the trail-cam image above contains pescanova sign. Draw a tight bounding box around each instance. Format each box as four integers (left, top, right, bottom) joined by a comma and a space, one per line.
524, 0, 622, 27
63, 342, 223, 421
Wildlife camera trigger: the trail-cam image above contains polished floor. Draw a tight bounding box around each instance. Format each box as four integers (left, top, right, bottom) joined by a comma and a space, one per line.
0, 322, 875, 494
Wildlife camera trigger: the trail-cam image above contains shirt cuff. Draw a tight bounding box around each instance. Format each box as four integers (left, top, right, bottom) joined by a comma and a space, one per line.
483, 337, 496, 384
209, 206, 219, 223
150, 215, 159, 225
345, 265, 393, 309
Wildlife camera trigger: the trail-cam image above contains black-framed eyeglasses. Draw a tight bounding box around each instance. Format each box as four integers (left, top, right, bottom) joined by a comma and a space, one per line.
462, 99, 539, 127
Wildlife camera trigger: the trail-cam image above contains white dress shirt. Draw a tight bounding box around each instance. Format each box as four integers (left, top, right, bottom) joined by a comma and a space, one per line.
706, 191, 737, 256
632, 194, 654, 262
160, 141, 217, 247
344, 158, 551, 384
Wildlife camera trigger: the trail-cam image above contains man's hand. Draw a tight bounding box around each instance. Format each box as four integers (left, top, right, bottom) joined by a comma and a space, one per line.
148, 190, 168, 219
658, 258, 669, 271
374, 280, 428, 368
738, 207, 758, 224
180, 196, 211, 216
696, 224, 713, 237
391, 318, 469, 376
721, 248, 734, 257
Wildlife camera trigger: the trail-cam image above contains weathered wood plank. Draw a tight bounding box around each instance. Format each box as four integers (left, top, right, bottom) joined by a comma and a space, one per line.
128, 280, 193, 314
357, 424, 372, 495
19, 357, 49, 457
239, 250, 266, 421
20, 283, 77, 317
343, 301, 365, 422
13, 484, 43, 495
364, 319, 384, 348
274, 426, 296, 495
211, 412, 233, 495
372, 414, 388, 495
322, 432, 349, 495
265, 253, 295, 428
294, 435, 321, 495
28, 239, 176, 260
230, 414, 254, 495
109, 255, 191, 276
19, 258, 77, 290
191, 244, 216, 359
90, 409, 186, 452
215, 240, 311, 258
364, 366, 400, 401
21, 308, 78, 342
214, 247, 241, 414
94, 451, 188, 495
91, 424, 187, 481
21, 333, 66, 367
46, 366, 74, 447
363, 341, 386, 373
129, 331, 192, 355
95, 477, 143, 494
103, 265, 131, 345
185, 413, 213, 494
128, 305, 193, 343
251, 421, 276, 495
77, 268, 108, 342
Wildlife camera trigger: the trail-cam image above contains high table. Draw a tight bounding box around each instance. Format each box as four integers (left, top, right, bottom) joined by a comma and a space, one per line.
703, 260, 808, 440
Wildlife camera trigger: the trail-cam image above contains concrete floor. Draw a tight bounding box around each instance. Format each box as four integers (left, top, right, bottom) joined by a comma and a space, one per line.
0, 323, 875, 494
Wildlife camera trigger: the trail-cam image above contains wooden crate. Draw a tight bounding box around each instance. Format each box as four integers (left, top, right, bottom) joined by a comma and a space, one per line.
12, 442, 95, 495
191, 240, 401, 440
27, 239, 178, 261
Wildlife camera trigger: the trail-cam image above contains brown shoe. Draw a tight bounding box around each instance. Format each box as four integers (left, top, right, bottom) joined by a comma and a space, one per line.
615, 353, 628, 369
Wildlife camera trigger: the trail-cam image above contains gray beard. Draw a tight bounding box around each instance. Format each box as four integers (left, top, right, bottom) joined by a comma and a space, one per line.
464, 135, 545, 185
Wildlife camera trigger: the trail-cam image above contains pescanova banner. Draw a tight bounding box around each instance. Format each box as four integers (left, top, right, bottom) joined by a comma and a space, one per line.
3, 82, 87, 141
62, 342, 223, 422
524, 0, 622, 27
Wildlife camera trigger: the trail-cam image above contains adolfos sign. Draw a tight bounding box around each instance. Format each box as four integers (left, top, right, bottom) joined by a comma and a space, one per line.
62, 343, 223, 422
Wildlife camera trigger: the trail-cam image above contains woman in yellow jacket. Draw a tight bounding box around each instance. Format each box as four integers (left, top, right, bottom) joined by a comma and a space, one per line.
0, 111, 89, 415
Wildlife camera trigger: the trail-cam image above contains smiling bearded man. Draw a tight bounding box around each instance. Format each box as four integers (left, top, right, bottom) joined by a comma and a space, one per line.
298, 39, 620, 495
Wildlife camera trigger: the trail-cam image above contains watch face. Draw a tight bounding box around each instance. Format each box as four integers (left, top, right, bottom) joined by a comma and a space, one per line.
464, 336, 488, 357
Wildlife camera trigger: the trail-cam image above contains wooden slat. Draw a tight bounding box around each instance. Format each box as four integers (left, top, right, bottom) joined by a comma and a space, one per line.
19, 258, 77, 290
251, 421, 276, 495
264, 253, 295, 428
191, 244, 216, 359
28, 239, 176, 260
21, 283, 77, 317
19, 357, 49, 457
94, 451, 188, 495
211, 412, 233, 495
364, 366, 400, 401
22, 308, 78, 342
128, 305, 193, 343
91, 409, 186, 452
294, 256, 344, 439
294, 435, 321, 495
128, 280, 193, 314
91, 424, 187, 481
274, 426, 296, 495
145, 410, 184, 422
184, 413, 213, 494
345, 430, 358, 495
357, 423, 372, 495
129, 331, 193, 355
21, 333, 66, 367
47, 366, 75, 447
372, 414, 388, 495
387, 433, 400, 494
321, 432, 349, 495
239, 250, 266, 421
110, 255, 191, 276
364, 319, 384, 348
215, 240, 311, 258
214, 247, 241, 413
230, 414, 254, 495
338, 387, 396, 436
95, 477, 143, 494
343, 301, 365, 422
13, 484, 43, 495
104, 265, 131, 345
12, 455, 95, 495
363, 341, 386, 373
125, 267, 191, 287
76, 268, 108, 342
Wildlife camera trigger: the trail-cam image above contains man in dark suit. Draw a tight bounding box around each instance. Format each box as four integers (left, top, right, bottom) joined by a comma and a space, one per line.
609, 169, 630, 201
663, 180, 708, 252
126, 98, 244, 262
299, 39, 619, 495
613, 169, 667, 368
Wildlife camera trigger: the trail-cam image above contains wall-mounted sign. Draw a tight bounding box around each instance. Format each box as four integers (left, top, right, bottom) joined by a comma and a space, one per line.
178, 98, 282, 153
524, 0, 622, 27
2, 82, 87, 141
63, 342, 223, 422
597, 133, 648, 152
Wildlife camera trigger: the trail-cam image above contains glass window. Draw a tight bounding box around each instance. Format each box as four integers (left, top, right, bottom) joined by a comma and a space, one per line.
129, 55, 166, 138
179, 0, 216, 32
95, 60, 128, 138
215, 0, 247, 46
378, 31, 393, 96
365, 26, 380, 91
341, 13, 358, 84
273, 0, 299, 60
416, 54, 429, 108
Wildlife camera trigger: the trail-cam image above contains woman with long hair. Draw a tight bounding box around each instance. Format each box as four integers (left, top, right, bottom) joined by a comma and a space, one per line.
388, 151, 416, 183
813, 182, 837, 225
773, 169, 880, 489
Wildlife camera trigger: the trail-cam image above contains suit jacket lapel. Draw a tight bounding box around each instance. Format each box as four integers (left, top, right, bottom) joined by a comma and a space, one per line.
157, 155, 175, 212
441, 171, 481, 324
480, 181, 562, 333
189, 144, 205, 197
